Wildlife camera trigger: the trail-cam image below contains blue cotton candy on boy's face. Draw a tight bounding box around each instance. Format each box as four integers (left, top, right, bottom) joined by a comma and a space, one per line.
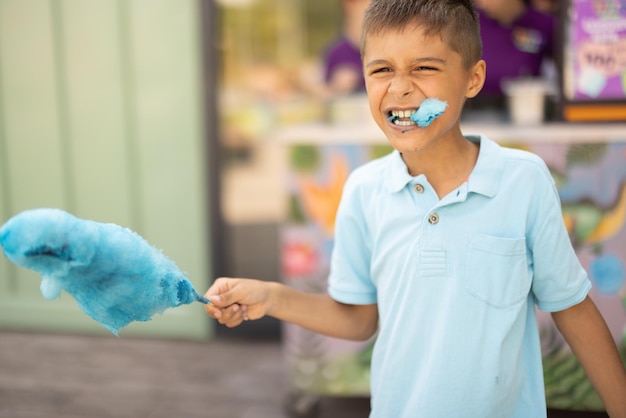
0, 208, 206, 335
409, 98, 448, 127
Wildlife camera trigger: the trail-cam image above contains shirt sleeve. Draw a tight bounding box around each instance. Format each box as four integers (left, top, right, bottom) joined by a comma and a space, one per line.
327, 174, 378, 305
527, 162, 592, 312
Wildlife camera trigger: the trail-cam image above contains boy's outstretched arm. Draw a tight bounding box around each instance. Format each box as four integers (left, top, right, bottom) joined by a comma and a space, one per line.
551, 296, 626, 417
204, 278, 378, 341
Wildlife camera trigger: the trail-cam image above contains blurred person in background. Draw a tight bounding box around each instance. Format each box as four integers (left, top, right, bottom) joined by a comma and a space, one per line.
323, 0, 371, 95
472, 0, 557, 106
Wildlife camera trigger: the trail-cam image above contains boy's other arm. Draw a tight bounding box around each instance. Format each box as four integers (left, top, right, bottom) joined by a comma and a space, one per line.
551, 296, 626, 417
204, 278, 378, 341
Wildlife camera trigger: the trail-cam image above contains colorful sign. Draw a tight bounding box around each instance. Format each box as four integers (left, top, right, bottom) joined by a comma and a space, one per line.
570, 0, 626, 100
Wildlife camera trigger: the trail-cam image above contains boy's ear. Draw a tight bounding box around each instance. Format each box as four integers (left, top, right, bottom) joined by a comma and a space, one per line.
466, 60, 486, 99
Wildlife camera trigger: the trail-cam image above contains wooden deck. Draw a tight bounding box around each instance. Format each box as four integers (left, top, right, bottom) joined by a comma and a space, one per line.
0, 331, 370, 418
0, 331, 610, 417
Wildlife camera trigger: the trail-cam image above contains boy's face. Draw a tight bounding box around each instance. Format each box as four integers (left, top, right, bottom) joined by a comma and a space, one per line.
363, 23, 485, 154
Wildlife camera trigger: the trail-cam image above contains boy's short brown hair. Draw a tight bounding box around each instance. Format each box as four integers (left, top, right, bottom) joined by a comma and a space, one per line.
361, 0, 483, 69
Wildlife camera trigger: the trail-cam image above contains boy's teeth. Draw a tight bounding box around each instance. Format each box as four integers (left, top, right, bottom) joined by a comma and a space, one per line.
390, 109, 417, 118
390, 109, 417, 125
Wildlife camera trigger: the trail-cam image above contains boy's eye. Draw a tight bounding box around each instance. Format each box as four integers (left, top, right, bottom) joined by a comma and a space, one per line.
371, 67, 391, 74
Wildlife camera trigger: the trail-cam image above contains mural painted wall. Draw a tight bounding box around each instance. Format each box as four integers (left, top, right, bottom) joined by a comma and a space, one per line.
281, 141, 626, 410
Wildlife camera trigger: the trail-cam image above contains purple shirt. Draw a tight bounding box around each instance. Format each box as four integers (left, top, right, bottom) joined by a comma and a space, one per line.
324, 37, 366, 92
479, 7, 556, 97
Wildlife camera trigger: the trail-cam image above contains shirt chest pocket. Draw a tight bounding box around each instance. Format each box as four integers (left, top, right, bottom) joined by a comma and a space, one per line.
465, 234, 531, 308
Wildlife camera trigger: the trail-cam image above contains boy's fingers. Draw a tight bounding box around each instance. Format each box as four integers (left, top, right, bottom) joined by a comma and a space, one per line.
211, 284, 244, 308
204, 304, 222, 319
203, 279, 255, 325
208, 292, 231, 308
204, 279, 242, 308
217, 304, 246, 326
204, 279, 232, 302
207, 294, 223, 305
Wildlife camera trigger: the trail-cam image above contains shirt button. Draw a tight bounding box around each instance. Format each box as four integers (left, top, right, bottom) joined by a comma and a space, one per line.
414, 184, 425, 193
428, 213, 439, 224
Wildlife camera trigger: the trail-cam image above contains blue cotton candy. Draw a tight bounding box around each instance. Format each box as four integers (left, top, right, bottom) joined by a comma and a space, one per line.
0, 208, 208, 335
410, 98, 448, 127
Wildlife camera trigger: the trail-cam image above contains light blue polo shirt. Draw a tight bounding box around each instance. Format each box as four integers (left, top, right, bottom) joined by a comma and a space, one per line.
328, 135, 591, 418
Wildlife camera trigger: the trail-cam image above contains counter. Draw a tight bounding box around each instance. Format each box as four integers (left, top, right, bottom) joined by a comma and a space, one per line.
273, 120, 626, 144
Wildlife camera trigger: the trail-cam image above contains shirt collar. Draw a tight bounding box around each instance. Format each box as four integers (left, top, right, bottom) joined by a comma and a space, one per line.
386, 151, 415, 193
385, 134, 502, 197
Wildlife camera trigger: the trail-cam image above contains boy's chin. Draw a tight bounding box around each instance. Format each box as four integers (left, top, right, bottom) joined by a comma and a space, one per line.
387, 131, 437, 154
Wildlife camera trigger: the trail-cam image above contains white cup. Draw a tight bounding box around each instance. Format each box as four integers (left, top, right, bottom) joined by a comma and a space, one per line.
501, 78, 547, 125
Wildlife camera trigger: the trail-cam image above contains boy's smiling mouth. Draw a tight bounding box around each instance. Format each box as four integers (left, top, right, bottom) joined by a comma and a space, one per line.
387, 98, 449, 129
388, 109, 418, 127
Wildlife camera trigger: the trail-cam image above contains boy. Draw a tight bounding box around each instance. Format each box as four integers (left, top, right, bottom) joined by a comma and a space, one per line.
205, 0, 626, 416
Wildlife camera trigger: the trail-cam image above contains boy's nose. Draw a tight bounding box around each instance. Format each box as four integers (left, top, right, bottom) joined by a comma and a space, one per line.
387, 74, 414, 98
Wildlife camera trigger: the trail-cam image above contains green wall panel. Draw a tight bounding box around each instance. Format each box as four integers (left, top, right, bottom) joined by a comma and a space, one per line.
0, 42, 10, 296
0, 0, 212, 340
0, 0, 68, 298
127, 0, 210, 338
0, 1, 68, 212
56, 0, 134, 225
